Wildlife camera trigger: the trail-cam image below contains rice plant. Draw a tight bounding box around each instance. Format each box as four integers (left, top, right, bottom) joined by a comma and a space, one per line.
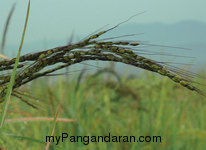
1, 1, 206, 149
0, 12, 205, 109
0, 2, 205, 119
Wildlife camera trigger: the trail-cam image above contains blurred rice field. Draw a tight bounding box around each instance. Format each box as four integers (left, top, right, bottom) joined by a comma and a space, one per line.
0, 68, 206, 150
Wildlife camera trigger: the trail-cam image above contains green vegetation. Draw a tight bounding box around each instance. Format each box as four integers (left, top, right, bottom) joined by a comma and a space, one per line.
0, 70, 205, 149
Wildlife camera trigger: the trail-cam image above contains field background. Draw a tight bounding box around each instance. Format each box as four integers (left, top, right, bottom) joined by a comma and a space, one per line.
1, 0, 206, 149
0, 65, 206, 149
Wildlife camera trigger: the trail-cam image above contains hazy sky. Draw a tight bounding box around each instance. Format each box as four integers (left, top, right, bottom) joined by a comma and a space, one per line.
1, 0, 206, 45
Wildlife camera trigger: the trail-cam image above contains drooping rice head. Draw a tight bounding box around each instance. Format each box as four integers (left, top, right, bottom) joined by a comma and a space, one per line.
0, 14, 205, 104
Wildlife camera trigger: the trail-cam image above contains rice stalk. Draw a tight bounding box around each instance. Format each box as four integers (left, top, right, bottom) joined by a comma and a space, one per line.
5, 117, 76, 123
0, 3, 15, 55
0, 0, 30, 127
